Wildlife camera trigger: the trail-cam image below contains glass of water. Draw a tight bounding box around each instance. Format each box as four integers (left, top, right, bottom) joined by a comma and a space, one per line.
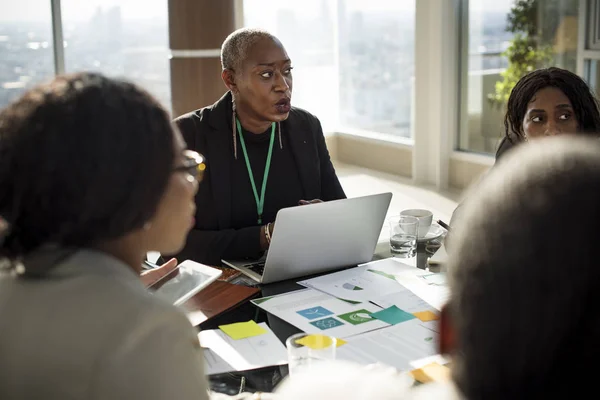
286, 333, 337, 376
389, 215, 418, 258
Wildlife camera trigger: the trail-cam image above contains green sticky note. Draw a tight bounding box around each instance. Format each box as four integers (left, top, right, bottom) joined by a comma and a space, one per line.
371, 306, 416, 325
219, 320, 267, 340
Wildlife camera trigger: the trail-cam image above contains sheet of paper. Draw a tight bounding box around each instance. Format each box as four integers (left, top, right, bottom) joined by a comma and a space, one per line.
335, 319, 439, 372
298, 258, 419, 304
199, 322, 287, 375
219, 320, 267, 340
251, 288, 389, 338
391, 272, 450, 312
419, 272, 447, 286
363, 258, 449, 312
298, 257, 445, 330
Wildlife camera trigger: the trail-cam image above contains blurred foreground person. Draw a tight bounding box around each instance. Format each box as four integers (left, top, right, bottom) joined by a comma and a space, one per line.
0, 73, 209, 399
276, 136, 600, 399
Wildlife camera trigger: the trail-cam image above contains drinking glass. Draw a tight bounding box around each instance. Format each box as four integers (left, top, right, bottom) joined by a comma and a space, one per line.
286, 333, 337, 376
388, 215, 418, 258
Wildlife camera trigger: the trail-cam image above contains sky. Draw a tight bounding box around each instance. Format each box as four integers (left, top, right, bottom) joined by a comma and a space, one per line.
0, 0, 515, 24
469, 0, 513, 12
0, 0, 167, 22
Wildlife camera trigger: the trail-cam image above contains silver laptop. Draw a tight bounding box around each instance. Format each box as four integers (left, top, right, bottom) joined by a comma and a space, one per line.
222, 192, 392, 284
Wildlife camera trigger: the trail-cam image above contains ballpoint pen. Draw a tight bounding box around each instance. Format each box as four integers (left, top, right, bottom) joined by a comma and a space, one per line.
437, 219, 450, 231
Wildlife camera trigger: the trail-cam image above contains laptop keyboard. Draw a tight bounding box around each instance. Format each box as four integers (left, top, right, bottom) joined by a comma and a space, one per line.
246, 262, 266, 276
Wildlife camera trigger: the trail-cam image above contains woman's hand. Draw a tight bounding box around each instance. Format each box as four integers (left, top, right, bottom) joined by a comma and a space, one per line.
298, 199, 323, 205
140, 258, 180, 288
260, 222, 275, 251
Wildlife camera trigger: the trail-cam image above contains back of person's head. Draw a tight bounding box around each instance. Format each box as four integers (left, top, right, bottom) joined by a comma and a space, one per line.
446, 136, 600, 398
0, 73, 175, 266
504, 67, 600, 141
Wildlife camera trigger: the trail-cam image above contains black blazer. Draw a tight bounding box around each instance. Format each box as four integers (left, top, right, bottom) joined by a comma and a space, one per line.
172, 92, 346, 265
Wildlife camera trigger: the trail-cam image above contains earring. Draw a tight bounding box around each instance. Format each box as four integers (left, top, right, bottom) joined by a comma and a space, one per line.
232, 99, 238, 160
143, 222, 152, 231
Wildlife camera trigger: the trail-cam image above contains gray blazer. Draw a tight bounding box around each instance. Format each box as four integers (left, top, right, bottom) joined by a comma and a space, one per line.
0, 249, 210, 400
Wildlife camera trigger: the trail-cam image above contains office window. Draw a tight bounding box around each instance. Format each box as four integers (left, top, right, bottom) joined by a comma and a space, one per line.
244, 0, 337, 132
61, 1, 171, 110
460, 0, 579, 154
0, 1, 54, 109
244, 0, 415, 138
338, 1, 415, 138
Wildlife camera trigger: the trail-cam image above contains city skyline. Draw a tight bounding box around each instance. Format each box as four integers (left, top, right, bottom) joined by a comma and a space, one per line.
0, 0, 167, 22
2, 1, 516, 140
0, 5, 170, 110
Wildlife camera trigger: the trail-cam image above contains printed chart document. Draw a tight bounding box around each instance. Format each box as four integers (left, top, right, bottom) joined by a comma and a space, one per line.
298, 258, 419, 304
298, 259, 404, 303
298, 258, 447, 332
199, 322, 287, 375
392, 270, 449, 312
336, 319, 438, 371
251, 288, 389, 338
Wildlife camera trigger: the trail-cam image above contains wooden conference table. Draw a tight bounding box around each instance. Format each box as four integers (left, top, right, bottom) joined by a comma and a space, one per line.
181, 236, 445, 396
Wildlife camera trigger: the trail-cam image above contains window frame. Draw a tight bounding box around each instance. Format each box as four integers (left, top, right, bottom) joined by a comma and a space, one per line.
50, 0, 65, 75
46, 0, 502, 190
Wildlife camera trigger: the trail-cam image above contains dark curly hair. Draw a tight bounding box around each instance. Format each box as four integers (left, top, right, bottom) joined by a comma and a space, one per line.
448, 136, 600, 398
0, 73, 175, 263
504, 67, 600, 142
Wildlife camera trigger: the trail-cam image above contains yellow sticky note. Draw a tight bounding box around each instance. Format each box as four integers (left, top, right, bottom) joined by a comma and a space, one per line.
413, 311, 440, 322
409, 362, 450, 383
295, 334, 346, 349
219, 321, 267, 340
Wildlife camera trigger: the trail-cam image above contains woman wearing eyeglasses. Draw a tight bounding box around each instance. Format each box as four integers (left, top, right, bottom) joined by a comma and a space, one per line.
0, 73, 211, 399
172, 28, 346, 266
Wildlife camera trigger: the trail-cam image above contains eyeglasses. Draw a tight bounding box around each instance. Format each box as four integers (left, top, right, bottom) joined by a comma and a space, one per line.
173, 150, 206, 181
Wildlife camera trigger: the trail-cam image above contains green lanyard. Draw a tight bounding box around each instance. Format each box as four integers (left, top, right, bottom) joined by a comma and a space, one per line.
236, 118, 276, 225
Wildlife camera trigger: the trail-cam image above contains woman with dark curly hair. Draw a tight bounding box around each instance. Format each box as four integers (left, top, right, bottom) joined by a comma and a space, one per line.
494, 67, 600, 159
450, 67, 600, 229
0, 73, 211, 399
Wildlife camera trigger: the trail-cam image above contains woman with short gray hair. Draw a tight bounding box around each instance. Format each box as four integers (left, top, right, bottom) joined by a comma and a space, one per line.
171, 28, 345, 266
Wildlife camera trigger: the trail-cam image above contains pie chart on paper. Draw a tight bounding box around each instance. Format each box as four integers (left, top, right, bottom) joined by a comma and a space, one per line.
342, 282, 363, 291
